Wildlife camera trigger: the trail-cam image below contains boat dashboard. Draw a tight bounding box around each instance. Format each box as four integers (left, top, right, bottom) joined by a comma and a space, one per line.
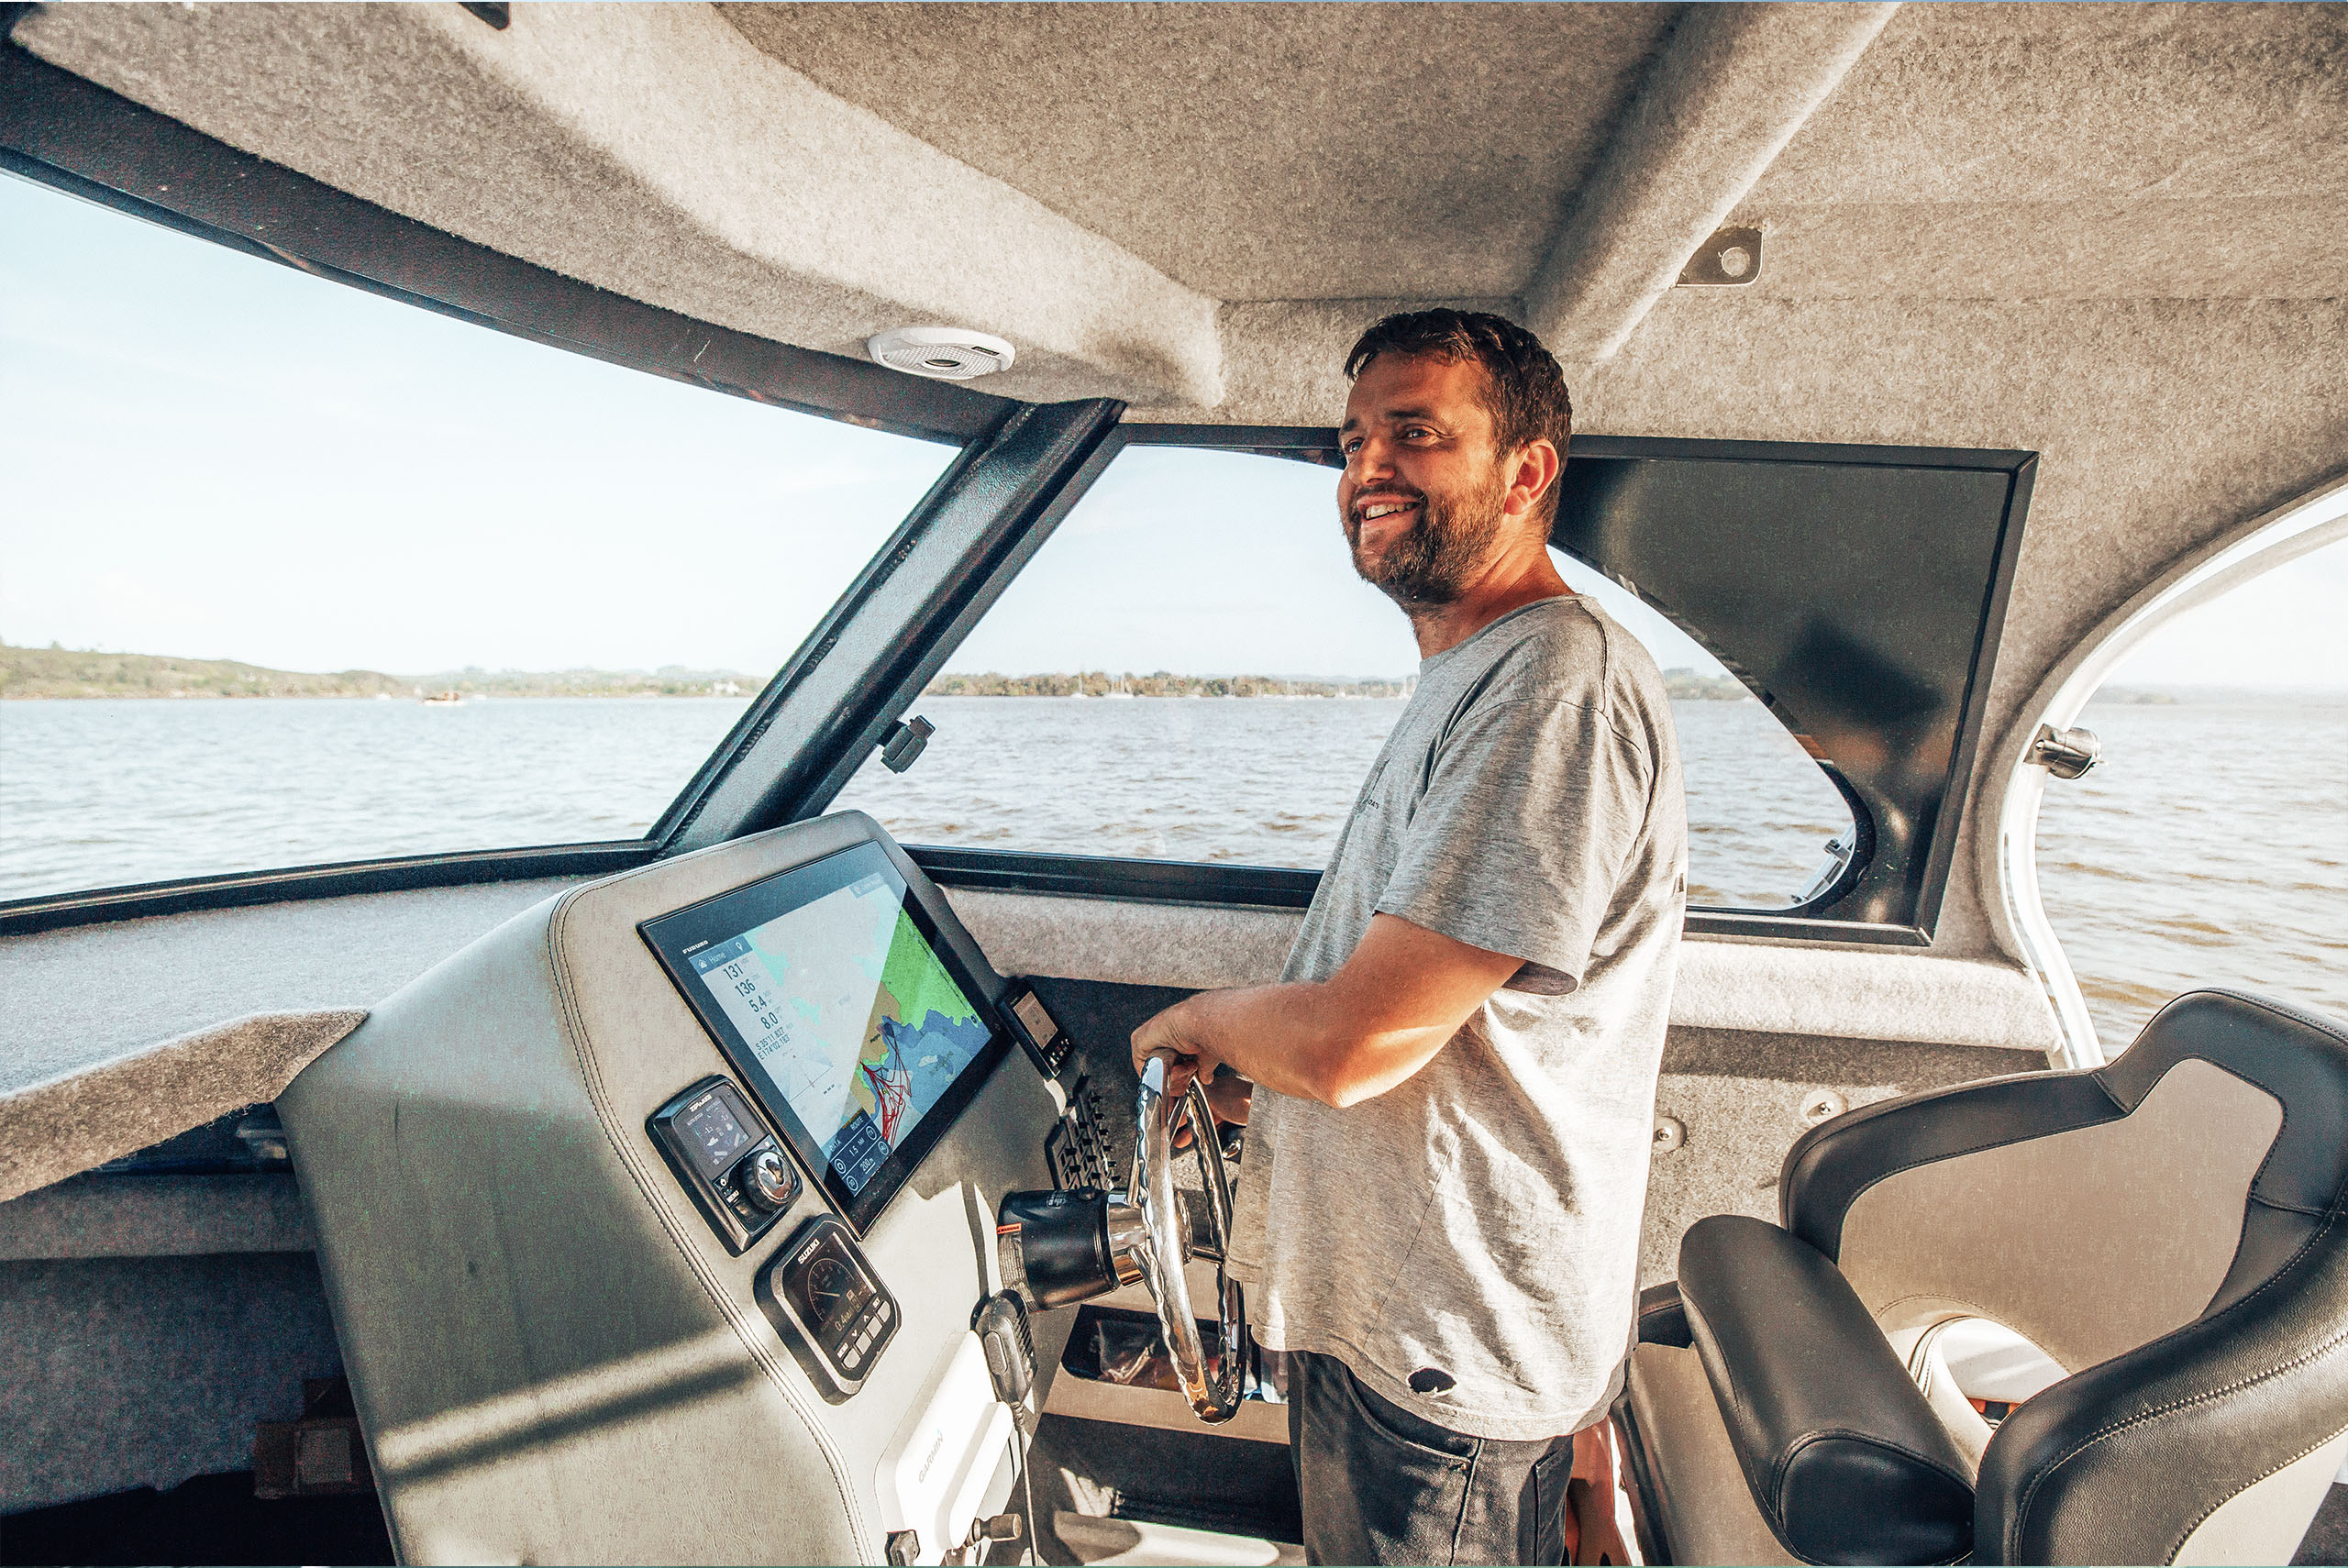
275, 812, 1118, 1566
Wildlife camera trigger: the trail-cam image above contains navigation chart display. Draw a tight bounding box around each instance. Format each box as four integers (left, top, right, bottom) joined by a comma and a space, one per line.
688, 871, 988, 1194
640, 838, 1008, 1231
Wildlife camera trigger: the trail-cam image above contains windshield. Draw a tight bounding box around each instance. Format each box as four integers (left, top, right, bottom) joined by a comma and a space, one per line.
0, 171, 959, 900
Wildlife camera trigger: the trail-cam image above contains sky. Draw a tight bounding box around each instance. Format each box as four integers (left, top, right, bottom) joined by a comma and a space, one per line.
0, 172, 954, 676
2103, 536, 2348, 689
951, 445, 1725, 679
3, 168, 2338, 687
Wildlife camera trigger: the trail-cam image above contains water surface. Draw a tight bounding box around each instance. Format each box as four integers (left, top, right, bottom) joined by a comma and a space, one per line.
6, 693, 2339, 1053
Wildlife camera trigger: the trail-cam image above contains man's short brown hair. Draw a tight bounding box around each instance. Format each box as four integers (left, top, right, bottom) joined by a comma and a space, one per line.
1344, 310, 1572, 515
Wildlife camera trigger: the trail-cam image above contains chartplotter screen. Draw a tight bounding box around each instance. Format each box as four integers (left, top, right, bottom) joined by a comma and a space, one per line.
641, 839, 1008, 1231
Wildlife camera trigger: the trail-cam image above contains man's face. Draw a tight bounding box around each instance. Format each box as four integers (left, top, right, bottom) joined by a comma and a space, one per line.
1337, 352, 1517, 609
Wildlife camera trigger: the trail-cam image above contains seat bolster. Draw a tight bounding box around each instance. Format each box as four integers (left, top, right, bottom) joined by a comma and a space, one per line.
1780, 1073, 2119, 1258
1975, 1208, 2348, 1566
1679, 1215, 1975, 1565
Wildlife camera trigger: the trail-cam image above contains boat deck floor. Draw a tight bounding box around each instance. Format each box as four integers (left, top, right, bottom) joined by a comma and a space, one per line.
2, 1447, 2342, 1565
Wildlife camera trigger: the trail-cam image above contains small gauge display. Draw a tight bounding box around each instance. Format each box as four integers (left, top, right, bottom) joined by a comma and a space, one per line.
680, 1095, 751, 1180
760, 1215, 900, 1392
647, 1077, 792, 1255
805, 1253, 872, 1336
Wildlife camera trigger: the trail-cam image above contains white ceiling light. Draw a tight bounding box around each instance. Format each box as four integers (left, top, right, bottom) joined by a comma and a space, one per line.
867, 326, 1016, 381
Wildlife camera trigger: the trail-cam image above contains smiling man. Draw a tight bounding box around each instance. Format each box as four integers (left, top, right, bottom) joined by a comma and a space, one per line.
1131, 310, 1688, 1565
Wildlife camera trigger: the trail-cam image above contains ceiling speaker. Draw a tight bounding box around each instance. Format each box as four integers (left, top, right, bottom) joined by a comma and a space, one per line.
867, 326, 1017, 381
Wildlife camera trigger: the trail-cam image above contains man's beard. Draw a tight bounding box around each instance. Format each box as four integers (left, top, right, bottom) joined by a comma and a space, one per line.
1345, 469, 1510, 610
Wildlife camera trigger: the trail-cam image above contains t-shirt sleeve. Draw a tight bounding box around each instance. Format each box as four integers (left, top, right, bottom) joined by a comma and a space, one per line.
1373, 695, 1654, 990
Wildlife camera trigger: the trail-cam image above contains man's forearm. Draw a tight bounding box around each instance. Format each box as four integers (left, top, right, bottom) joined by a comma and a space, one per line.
1157, 980, 1460, 1110
1132, 913, 1524, 1110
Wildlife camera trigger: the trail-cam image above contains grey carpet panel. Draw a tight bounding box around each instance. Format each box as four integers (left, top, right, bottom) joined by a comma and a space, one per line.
0, 878, 577, 1092
722, 2, 1680, 303
0, 1173, 313, 1264
0, 1010, 365, 1205
0, 879, 577, 1199
1662, 1024, 2042, 1086
0, 1253, 345, 1514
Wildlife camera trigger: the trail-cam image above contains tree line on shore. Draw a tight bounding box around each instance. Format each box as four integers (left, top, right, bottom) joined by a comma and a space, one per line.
922, 670, 1413, 699
2, 640, 1755, 703
0, 642, 750, 700
923, 668, 1756, 701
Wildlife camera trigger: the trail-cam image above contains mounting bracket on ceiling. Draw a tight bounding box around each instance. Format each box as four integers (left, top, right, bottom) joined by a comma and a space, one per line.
1678, 226, 1763, 287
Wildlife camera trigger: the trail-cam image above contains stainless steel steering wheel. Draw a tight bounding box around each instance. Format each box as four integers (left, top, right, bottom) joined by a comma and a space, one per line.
1129, 1054, 1247, 1423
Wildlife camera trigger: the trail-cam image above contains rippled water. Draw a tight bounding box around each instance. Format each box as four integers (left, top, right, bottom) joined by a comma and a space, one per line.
2035, 698, 2348, 1052
836, 696, 1854, 909
0, 697, 750, 897
5, 695, 2340, 1052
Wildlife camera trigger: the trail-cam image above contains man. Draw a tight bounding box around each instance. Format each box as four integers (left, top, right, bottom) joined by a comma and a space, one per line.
1131, 310, 1688, 1566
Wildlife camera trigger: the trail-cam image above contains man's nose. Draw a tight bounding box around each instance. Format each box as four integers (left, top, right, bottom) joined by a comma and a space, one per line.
1347, 433, 1396, 482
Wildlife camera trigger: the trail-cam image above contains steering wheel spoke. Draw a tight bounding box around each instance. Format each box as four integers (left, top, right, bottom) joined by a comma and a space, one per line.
1131, 1056, 1248, 1423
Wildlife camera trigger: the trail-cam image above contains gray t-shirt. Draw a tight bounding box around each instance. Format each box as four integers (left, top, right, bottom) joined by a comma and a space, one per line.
1225, 595, 1687, 1441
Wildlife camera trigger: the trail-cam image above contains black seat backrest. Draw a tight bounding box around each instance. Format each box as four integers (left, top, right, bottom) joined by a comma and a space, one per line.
1778, 989, 2348, 1564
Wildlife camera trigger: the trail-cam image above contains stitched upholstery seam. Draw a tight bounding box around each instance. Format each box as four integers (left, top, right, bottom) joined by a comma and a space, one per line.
2169, 1419, 2348, 1560
1811, 988, 2346, 1255
2192, 988, 2348, 1051
2131, 990, 2348, 1204
2249, 1192, 2330, 1220
1825, 1096, 2123, 1255
1832, 1055, 2286, 1266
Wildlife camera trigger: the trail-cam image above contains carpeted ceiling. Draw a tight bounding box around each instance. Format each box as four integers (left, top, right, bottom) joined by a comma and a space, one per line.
718, 0, 2347, 307
715, 1, 1681, 302
1734, 2, 2348, 303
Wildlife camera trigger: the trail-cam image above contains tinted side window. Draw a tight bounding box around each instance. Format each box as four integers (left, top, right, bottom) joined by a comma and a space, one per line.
835, 443, 1855, 909
0, 173, 958, 900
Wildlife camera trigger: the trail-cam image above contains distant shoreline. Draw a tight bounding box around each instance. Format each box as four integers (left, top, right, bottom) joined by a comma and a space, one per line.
0, 644, 754, 701
6, 644, 2338, 705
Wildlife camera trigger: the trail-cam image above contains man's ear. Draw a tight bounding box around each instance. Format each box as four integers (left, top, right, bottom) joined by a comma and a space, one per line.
1501, 439, 1563, 522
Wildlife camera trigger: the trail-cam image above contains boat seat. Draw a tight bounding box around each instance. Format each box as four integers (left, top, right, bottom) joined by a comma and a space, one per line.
1623, 988, 2348, 1565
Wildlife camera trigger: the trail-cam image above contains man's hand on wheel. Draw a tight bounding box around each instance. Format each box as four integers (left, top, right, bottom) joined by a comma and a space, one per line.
1134, 999, 1254, 1151
1121, 915, 1523, 1110
1130, 998, 1213, 1094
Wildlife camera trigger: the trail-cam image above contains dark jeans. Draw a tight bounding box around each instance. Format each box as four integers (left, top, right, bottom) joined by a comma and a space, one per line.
1288, 1350, 1574, 1566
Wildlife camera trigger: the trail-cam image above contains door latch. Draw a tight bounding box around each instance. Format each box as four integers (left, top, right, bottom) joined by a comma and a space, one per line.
2027, 723, 2101, 779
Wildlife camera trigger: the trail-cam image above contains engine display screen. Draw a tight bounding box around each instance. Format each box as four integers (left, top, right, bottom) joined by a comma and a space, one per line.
641, 841, 1009, 1232
680, 1093, 753, 1181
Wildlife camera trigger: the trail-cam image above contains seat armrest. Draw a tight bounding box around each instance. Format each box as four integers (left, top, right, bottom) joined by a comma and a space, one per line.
1638, 1279, 1692, 1349
1678, 1215, 1974, 1565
